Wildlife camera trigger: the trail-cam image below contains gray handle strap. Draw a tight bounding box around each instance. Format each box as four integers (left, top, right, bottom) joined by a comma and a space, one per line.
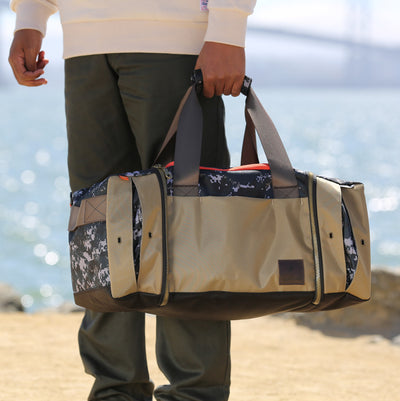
160, 85, 299, 198
154, 86, 193, 164
240, 109, 259, 165
245, 88, 299, 198
173, 87, 203, 196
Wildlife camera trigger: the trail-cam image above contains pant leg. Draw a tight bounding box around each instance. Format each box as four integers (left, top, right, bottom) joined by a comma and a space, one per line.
79, 311, 154, 401
65, 55, 152, 401
65, 54, 142, 192
155, 318, 231, 401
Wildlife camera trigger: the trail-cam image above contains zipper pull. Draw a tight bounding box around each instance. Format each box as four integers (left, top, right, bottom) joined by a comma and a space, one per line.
153, 164, 173, 180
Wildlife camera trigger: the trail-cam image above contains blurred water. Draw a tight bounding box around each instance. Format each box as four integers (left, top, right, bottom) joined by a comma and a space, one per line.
0, 84, 399, 311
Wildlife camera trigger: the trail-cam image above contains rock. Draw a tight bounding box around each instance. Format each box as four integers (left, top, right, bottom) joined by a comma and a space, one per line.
0, 282, 24, 312
367, 335, 386, 344
392, 335, 400, 346
288, 267, 400, 338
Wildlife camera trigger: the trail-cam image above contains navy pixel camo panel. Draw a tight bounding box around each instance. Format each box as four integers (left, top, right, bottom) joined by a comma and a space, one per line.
163, 165, 309, 198
69, 221, 110, 293
167, 166, 275, 198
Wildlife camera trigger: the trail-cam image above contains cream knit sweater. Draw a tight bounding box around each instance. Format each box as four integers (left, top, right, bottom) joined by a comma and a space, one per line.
11, 0, 256, 59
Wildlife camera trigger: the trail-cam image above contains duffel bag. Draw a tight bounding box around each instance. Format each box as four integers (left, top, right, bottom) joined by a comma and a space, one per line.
67, 80, 371, 320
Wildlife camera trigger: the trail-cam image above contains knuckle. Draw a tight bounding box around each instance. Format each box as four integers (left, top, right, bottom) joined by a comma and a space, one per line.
203, 89, 213, 98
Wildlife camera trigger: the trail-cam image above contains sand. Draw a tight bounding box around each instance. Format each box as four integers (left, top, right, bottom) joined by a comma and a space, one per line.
0, 312, 399, 401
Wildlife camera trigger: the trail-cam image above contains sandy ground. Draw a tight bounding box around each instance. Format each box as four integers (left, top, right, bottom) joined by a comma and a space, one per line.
0, 312, 399, 401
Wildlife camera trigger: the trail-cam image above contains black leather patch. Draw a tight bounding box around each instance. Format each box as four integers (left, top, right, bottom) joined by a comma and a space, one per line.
279, 260, 305, 285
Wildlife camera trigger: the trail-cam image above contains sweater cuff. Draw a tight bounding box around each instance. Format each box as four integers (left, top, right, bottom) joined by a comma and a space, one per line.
13, 1, 57, 36
203, 7, 249, 48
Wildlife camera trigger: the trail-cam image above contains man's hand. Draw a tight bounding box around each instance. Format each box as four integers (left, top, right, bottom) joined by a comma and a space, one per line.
9, 29, 48, 87
195, 41, 245, 98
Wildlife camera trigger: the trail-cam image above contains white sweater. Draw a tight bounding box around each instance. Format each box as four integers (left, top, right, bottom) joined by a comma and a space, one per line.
11, 0, 256, 59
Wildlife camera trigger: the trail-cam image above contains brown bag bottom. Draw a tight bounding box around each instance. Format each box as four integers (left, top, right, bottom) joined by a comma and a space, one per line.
74, 287, 367, 320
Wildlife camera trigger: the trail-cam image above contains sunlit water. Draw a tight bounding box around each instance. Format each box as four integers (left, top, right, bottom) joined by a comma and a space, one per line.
0, 84, 399, 311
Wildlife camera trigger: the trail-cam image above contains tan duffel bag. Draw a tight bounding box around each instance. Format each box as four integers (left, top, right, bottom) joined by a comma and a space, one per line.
68, 81, 371, 320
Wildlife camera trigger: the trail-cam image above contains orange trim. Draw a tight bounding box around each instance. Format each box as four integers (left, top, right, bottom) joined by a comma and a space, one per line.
119, 175, 130, 181
164, 161, 270, 171
229, 164, 270, 171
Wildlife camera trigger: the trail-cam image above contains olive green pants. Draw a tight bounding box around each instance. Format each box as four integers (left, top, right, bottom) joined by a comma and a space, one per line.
65, 54, 231, 401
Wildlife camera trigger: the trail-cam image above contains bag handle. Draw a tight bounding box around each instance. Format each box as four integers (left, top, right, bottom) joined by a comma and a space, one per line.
244, 88, 299, 198
154, 72, 252, 165
240, 109, 259, 166
172, 86, 299, 198
155, 78, 299, 198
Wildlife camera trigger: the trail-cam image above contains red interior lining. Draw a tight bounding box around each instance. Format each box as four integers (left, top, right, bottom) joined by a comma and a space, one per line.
164, 161, 270, 171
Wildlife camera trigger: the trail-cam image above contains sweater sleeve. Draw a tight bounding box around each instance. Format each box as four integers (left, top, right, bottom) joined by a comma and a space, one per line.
10, 0, 58, 36
203, 0, 257, 47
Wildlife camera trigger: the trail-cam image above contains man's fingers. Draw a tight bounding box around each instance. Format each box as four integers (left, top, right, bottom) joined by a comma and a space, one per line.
37, 58, 49, 70
25, 48, 40, 71
202, 75, 242, 98
231, 78, 243, 97
201, 73, 226, 97
202, 83, 214, 98
223, 79, 236, 96
11, 62, 46, 86
37, 50, 49, 68
24, 69, 45, 79
214, 79, 225, 97
202, 76, 218, 98
10, 55, 41, 78
23, 70, 46, 85
18, 77, 47, 87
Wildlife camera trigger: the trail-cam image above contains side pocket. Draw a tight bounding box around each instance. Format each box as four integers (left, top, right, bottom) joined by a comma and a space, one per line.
107, 176, 138, 298
341, 184, 371, 300
342, 202, 358, 288
131, 172, 168, 305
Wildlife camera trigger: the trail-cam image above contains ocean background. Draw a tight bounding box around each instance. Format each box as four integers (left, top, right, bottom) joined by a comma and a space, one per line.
0, 83, 399, 311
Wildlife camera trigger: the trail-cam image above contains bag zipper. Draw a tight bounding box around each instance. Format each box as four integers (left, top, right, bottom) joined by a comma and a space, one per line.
153, 166, 170, 307
164, 161, 270, 172
308, 172, 323, 305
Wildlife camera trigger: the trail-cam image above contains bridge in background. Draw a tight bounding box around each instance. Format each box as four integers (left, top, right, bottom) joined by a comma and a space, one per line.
248, 25, 400, 57
247, 25, 400, 85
